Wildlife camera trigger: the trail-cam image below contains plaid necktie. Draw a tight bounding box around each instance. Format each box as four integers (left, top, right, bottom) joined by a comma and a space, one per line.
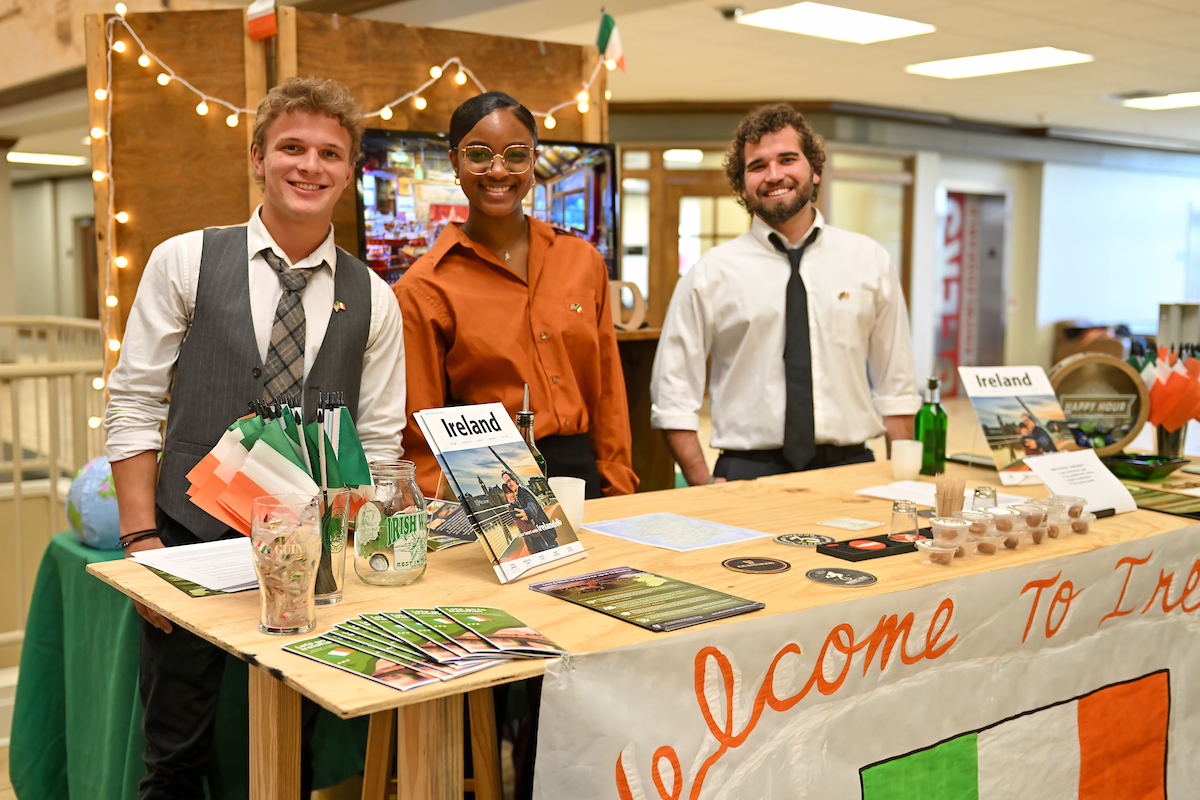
260, 248, 321, 402
769, 228, 821, 470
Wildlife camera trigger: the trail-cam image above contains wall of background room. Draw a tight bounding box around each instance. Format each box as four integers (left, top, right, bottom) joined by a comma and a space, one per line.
11, 176, 93, 318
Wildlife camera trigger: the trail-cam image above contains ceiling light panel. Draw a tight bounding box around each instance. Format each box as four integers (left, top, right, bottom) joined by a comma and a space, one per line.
737, 2, 935, 45
906, 47, 1094, 79
6, 152, 89, 166
1122, 92, 1200, 110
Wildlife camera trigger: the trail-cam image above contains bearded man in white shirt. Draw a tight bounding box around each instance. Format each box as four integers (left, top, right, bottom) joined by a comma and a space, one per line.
103, 77, 406, 798
651, 103, 919, 485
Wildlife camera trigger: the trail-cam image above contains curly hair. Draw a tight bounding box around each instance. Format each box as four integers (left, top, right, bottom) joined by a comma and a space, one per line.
723, 103, 826, 208
252, 76, 363, 183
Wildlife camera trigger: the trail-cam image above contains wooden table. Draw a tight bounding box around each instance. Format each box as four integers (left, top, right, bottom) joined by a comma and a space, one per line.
86, 460, 1184, 799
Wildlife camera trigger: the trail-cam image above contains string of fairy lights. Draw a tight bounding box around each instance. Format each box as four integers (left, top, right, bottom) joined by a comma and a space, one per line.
93, 4, 616, 369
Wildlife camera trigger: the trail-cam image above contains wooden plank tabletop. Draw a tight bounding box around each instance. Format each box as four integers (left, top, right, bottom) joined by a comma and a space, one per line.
88, 460, 1184, 719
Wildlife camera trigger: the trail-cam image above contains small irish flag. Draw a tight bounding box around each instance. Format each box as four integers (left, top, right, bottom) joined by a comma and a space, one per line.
247, 0, 278, 41
597, 12, 625, 72
861, 671, 1168, 798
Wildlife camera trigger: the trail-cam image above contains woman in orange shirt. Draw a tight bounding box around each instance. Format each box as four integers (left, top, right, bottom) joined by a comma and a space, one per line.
395, 91, 636, 499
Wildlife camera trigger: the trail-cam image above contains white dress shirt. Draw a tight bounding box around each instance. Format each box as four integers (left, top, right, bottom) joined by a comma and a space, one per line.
651, 211, 920, 450
104, 207, 406, 462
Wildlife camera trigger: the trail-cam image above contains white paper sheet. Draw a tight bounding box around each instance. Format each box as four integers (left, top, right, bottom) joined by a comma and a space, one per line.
856, 481, 1027, 509
1022, 449, 1136, 514
131, 537, 258, 592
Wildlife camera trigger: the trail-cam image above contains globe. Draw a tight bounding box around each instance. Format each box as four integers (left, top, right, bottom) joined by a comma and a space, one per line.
66, 456, 122, 550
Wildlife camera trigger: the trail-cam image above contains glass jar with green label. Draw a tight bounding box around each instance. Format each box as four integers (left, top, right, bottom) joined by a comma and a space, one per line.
353, 460, 427, 586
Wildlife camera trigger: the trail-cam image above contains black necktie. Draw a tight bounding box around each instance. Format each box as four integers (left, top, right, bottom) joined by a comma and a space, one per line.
769, 228, 820, 470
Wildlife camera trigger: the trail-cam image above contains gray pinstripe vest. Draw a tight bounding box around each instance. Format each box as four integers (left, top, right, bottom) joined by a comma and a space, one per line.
156, 225, 372, 541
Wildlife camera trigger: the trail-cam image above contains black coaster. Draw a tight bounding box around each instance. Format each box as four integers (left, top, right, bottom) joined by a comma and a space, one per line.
816, 533, 922, 562
774, 533, 836, 547
722, 557, 791, 574
805, 567, 878, 587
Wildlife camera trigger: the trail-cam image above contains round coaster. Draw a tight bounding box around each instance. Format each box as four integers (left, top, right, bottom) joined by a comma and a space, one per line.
722, 557, 791, 574
847, 539, 887, 550
805, 567, 878, 587
774, 533, 835, 547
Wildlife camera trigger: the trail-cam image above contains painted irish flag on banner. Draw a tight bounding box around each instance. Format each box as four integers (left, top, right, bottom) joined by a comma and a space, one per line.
597, 12, 625, 72
861, 672, 1168, 799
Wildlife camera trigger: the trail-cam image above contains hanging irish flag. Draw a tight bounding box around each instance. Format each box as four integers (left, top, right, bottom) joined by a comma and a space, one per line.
861, 671, 1168, 799
597, 12, 625, 72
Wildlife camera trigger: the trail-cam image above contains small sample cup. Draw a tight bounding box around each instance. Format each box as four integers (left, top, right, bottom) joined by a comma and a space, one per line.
954, 510, 995, 558
1029, 497, 1070, 539
981, 507, 1021, 549
929, 517, 971, 547
972, 487, 998, 511
1070, 511, 1097, 535
888, 500, 921, 542
1049, 494, 1088, 520
973, 530, 1005, 556
916, 538, 957, 567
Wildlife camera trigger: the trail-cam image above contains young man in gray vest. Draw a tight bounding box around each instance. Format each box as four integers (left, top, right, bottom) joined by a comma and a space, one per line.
651, 104, 919, 484
103, 76, 406, 799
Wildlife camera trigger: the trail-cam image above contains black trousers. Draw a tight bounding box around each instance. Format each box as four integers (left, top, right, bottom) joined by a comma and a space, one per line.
137, 509, 319, 800
536, 432, 603, 499
714, 443, 875, 482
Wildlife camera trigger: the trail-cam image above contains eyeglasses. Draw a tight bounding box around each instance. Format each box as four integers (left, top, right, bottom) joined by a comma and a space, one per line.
459, 144, 535, 175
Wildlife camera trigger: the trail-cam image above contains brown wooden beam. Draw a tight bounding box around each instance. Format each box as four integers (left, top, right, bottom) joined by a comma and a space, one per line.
292, 0, 411, 14
0, 68, 88, 111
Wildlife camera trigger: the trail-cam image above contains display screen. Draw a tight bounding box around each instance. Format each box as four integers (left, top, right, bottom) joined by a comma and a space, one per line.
356, 129, 618, 283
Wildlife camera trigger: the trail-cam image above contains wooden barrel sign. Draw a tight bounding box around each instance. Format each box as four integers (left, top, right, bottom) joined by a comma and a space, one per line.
1047, 353, 1149, 456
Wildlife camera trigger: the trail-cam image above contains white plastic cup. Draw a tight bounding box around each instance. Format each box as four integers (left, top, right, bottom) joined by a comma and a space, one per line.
548, 476, 586, 533
891, 440, 923, 481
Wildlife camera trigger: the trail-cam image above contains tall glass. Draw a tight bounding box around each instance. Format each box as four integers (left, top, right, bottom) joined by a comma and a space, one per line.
250, 494, 321, 635
888, 500, 920, 542
314, 488, 352, 605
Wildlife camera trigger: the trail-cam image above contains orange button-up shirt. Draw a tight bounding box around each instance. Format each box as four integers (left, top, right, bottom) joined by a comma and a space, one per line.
394, 217, 637, 497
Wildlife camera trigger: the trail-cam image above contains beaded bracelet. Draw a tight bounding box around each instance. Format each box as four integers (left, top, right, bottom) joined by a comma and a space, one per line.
119, 529, 160, 548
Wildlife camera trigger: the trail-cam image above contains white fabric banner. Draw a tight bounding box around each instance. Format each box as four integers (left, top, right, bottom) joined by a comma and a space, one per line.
535, 526, 1200, 799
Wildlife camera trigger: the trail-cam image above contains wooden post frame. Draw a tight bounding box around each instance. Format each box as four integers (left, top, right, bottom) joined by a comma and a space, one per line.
84, 8, 608, 346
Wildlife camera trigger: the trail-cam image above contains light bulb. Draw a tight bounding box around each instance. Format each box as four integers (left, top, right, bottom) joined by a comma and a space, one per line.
544, 115, 556, 129
115, 2, 127, 15
225, 113, 239, 127
430, 65, 442, 79
379, 106, 393, 121
92, 169, 106, 182
196, 101, 208, 116
88, 416, 102, 429
92, 377, 105, 390
114, 255, 128, 268
112, 40, 126, 53
455, 71, 467, 85
115, 211, 129, 223
576, 90, 589, 103
414, 96, 427, 110
157, 73, 170, 86
605, 89, 612, 100
138, 54, 150, 68
90, 126, 105, 139
105, 295, 119, 307
94, 88, 107, 101
605, 59, 617, 71
577, 101, 589, 114
107, 339, 121, 352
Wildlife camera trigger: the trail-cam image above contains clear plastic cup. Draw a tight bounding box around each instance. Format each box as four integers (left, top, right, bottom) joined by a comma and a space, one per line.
1029, 498, 1070, 539
955, 510, 995, 538
982, 507, 1022, 549
1049, 494, 1088, 520
973, 531, 1005, 556
888, 500, 921, 542
929, 516, 971, 547
916, 538, 957, 567
1069, 511, 1097, 535
1011, 503, 1048, 531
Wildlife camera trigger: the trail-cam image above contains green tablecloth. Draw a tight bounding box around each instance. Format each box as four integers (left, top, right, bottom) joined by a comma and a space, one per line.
11, 532, 368, 799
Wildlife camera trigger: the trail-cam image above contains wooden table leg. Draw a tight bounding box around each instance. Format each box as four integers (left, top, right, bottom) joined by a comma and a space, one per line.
467, 688, 501, 800
395, 694, 464, 800
362, 709, 396, 800
249, 664, 302, 800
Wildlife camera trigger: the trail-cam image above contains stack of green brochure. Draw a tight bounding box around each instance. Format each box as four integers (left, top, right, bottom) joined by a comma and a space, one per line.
283, 606, 567, 691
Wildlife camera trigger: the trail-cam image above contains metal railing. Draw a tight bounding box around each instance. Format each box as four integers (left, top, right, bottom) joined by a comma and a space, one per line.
0, 317, 106, 658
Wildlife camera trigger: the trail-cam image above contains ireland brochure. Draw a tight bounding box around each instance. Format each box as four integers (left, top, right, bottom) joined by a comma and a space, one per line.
529, 566, 765, 632
437, 606, 568, 657
413, 403, 587, 583
282, 637, 441, 692
425, 498, 478, 551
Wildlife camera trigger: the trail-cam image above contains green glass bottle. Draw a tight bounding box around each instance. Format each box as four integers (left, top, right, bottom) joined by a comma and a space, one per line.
517, 383, 547, 477
915, 375, 947, 476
